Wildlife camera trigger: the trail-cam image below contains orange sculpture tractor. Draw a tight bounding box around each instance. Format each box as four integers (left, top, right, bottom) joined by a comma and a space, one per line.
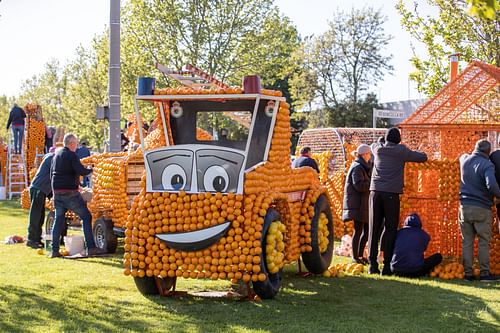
125, 70, 334, 299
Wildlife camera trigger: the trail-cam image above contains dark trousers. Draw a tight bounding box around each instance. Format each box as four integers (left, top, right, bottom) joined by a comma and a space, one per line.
393, 254, 443, 278
27, 187, 47, 242
368, 191, 400, 269
352, 220, 368, 259
52, 191, 95, 253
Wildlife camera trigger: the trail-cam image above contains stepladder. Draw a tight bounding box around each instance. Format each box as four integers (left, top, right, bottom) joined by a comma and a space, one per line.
7, 130, 28, 199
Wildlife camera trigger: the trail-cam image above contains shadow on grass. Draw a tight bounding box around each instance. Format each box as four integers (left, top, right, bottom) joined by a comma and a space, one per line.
143, 272, 499, 333
0, 272, 498, 332
0, 283, 186, 333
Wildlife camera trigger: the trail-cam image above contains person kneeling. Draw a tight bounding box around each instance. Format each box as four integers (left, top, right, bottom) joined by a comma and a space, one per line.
390, 213, 442, 277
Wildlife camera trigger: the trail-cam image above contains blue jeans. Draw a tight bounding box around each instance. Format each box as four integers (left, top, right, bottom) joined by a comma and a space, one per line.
12, 125, 24, 153
51, 191, 95, 253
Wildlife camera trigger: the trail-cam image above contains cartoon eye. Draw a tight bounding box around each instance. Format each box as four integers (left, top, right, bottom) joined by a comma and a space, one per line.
161, 164, 187, 191
204, 165, 229, 192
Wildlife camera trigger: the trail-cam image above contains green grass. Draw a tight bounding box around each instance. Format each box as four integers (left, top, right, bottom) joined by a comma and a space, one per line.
0, 200, 499, 333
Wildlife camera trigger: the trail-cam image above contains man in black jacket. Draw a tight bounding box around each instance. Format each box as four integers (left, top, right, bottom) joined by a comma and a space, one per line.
368, 127, 428, 275
50, 134, 105, 258
6, 103, 26, 154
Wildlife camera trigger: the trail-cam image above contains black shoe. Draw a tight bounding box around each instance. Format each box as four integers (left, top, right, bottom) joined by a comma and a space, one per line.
360, 257, 369, 265
26, 241, 44, 249
464, 275, 475, 281
479, 275, 499, 282
368, 265, 381, 275
87, 247, 107, 256
49, 252, 62, 258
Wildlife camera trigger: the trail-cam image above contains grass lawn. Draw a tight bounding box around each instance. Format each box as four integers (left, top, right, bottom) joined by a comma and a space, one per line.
0, 200, 499, 333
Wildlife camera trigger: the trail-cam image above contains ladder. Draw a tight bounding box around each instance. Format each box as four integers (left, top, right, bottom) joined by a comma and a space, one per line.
33, 146, 45, 169
7, 130, 28, 199
156, 63, 229, 89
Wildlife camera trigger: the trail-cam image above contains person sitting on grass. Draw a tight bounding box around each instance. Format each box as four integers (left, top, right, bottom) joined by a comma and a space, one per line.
390, 213, 442, 278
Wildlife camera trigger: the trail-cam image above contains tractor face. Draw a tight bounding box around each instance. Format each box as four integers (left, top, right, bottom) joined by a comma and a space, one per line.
144, 145, 245, 194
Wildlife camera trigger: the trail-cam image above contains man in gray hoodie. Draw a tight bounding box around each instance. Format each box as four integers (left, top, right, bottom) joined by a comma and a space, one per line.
368, 127, 428, 275
459, 139, 500, 282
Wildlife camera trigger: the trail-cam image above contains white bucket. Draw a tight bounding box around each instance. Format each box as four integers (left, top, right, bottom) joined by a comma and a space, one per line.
0, 186, 6, 200
64, 235, 85, 256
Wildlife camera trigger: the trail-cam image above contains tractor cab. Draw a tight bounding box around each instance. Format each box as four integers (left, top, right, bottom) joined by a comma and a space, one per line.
134, 87, 283, 195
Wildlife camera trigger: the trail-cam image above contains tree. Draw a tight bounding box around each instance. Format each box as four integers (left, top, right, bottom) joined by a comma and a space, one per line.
467, 0, 500, 20
15, 0, 300, 150
397, 0, 499, 96
121, 0, 299, 90
0, 95, 14, 142
18, 59, 69, 127
290, 7, 393, 128
305, 93, 382, 129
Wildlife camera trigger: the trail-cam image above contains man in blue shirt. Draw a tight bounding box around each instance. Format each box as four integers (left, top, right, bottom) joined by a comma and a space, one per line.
459, 139, 500, 282
26, 147, 56, 248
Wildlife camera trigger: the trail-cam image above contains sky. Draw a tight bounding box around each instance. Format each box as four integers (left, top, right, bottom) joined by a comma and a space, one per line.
0, 0, 434, 103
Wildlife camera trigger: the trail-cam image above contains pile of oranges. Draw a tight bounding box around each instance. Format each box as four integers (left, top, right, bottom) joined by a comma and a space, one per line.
324, 171, 347, 238
20, 188, 30, 209
430, 261, 465, 280
23, 104, 45, 174
0, 141, 6, 186
82, 153, 130, 228
323, 262, 364, 277
265, 221, 286, 274
490, 233, 500, 275
153, 86, 283, 97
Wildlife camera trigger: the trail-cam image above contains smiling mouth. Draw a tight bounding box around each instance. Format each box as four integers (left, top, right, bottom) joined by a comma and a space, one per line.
156, 221, 231, 252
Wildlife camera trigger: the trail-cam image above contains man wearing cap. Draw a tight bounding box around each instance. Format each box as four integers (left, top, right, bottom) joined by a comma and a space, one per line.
343, 144, 373, 264
459, 139, 500, 281
293, 147, 320, 173
26, 147, 56, 249
368, 127, 428, 275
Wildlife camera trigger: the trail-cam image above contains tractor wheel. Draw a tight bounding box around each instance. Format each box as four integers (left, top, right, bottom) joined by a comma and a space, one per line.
133, 276, 175, 296
252, 208, 283, 299
45, 211, 55, 236
301, 194, 334, 274
93, 218, 118, 253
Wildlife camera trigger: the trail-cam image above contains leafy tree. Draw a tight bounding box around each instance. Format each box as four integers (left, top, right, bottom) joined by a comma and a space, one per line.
18, 59, 68, 127
306, 93, 383, 129
467, 0, 499, 20
291, 7, 393, 128
397, 0, 499, 96
0, 95, 14, 142
14, 0, 300, 150
292, 8, 392, 108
